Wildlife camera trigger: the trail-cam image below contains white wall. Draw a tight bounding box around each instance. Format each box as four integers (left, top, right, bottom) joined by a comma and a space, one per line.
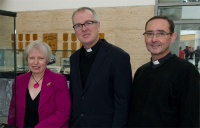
182, 6, 200, 19
0, 0, 155, 12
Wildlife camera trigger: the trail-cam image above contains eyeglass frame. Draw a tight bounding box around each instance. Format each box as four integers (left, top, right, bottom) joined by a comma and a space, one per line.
143, 31, 173, 38
73, 20, 98, 31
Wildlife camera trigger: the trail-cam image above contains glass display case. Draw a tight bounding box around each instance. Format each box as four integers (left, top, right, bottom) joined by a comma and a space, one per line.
0, 10, 17, 124
16, 50, 72, 74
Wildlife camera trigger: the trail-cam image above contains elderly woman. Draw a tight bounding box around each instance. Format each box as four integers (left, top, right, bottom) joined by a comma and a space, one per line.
8, 40, 71, 128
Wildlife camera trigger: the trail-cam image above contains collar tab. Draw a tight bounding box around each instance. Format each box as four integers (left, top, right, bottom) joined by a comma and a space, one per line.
86, 48, 92, 52
152, 60, 160, 65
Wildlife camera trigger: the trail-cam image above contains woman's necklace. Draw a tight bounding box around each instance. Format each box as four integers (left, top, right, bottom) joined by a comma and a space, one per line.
32, 74, 44, 88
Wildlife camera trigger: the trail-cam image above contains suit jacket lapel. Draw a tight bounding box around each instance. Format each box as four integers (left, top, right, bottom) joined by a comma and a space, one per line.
39, 68, 54, 109
83, 40, 108, 94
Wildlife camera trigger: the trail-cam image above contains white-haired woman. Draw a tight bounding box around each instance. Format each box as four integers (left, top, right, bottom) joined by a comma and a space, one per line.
8, 40, 71, 128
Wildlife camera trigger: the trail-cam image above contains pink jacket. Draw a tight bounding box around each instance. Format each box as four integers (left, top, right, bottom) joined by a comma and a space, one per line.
8, 68, 71, 128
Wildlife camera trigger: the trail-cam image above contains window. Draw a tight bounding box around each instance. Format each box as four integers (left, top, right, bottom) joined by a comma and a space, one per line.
156, 0, 200, 69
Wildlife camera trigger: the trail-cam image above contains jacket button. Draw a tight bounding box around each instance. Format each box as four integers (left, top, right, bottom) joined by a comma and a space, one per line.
81, 96, 84, 100
80, 114, 84, 117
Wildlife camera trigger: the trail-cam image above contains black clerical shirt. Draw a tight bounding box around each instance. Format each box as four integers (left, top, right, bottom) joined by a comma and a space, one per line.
151, 52, 173, 69
80, 40, 102, 89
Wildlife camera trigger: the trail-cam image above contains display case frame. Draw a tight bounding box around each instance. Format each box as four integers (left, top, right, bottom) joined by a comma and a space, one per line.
0, 10, 17, 124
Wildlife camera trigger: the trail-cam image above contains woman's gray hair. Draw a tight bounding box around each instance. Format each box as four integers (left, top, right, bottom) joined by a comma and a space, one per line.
24, 40, 52, 63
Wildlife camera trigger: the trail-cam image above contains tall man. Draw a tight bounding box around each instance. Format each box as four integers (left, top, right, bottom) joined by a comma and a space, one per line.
69, 7, 132, 127
129, 16, 199, 127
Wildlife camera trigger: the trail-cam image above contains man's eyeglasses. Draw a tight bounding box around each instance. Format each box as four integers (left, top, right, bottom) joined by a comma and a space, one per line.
73, 20, 98, 31
143, 32, 173, 38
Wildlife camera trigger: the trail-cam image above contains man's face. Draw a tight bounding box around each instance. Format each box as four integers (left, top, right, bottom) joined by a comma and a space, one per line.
144, 19, 176, 60
72, 9, 100, 48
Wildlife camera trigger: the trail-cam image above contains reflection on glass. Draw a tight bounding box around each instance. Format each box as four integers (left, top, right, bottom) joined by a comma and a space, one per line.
171, 24, 200, 71
158, 0, 200, 3
0, 79, 14, 116
0, 16, 14, 49
0, 11, 16, 124
158, 6, 200, 20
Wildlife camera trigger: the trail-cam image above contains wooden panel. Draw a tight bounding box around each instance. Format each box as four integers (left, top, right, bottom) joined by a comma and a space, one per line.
18, 42, 23, 50
63, 33, 68, 41
18, 34, 23, 41
43, 33, 58, 51
71, 41, 77, 50
63, 42, 68, 50
33, 34, 38, 41
99, 33, 104, 39
71, 33, 77, 41
25, 34, 30, 41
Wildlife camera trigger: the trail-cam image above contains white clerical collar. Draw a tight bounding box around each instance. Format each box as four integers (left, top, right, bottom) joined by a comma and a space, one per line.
152, 60, 160, 65
86, 48, 92, 52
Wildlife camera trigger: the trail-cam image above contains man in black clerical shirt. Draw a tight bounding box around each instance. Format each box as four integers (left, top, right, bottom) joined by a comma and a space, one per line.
128, 16, 199, 127
69, 7, 132, 127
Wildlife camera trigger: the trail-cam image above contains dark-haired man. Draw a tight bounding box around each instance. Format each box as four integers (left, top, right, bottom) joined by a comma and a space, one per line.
129, 16, 199, 127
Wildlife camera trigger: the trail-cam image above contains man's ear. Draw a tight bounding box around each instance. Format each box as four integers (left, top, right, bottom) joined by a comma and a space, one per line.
170, 32, 177, 44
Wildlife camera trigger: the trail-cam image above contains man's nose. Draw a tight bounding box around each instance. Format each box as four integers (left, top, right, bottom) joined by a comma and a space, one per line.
82, 24, 87, 31
152, 34, 159, 42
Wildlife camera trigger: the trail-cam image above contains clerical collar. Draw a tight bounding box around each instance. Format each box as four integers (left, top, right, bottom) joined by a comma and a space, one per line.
151, 52, 173, 68
86, 48, 92, 52
152, 60, 160, 65
85, 40, 100, 52
83, 39, 102, 58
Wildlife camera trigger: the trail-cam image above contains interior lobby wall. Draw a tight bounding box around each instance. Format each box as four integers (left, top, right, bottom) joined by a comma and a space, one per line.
15, 6, 154, 74
0, 0, 155, 11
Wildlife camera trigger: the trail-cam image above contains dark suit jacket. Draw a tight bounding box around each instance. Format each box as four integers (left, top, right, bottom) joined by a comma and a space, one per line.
8, 68, 71, 128
69, 39, 132, 127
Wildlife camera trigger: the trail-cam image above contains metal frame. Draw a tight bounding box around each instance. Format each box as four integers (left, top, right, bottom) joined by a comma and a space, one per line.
0, 10, 17, 123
